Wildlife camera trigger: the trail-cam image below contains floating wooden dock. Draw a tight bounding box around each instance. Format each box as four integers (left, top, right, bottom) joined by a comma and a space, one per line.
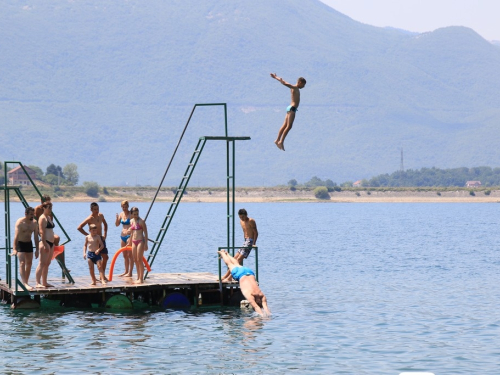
0, 272, 243, 309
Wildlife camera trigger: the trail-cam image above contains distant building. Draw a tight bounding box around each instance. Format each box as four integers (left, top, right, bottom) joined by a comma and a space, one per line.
7, 166, 37, 186
465, 181, 481, 188
353, 180, 362, 187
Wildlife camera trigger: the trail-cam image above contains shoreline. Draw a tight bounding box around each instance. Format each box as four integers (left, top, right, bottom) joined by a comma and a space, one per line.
4, 186, 500, 203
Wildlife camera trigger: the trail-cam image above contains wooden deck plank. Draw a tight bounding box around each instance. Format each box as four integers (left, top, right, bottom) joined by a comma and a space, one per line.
0, 272, 235, 297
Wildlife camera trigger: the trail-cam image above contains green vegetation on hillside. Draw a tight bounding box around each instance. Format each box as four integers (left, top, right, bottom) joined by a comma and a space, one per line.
1, 161, 79, 186
292, 166, 500, 188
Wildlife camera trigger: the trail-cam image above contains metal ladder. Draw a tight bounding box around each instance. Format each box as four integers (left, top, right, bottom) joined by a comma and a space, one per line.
145, 135, 250, 277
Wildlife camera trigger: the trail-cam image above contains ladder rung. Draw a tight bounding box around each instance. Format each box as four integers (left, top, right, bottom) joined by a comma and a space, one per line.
177, 189, 183, 192
227, 176, 233, 179
194, 150, 201, 153
188, 163, 194, 166
148, 239, 159, 243
182, 176, 189, 179
159, 227, 167, 232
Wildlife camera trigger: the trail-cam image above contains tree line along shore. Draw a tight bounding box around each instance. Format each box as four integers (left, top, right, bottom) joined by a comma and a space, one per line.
2, 185, 500, 203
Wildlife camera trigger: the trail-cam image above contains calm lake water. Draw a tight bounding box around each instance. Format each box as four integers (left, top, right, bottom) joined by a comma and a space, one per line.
1, 202, 500, 374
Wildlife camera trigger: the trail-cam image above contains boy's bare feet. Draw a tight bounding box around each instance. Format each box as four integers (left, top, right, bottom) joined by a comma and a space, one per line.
278, 142, 285, 151
90, 281, 97, 286
118, 272, 127, 277
36, 283, 45, 289
44, 283, 54, 287
24, 283, 33, 291
134, 279, 144, 284
274, 140, 280, 149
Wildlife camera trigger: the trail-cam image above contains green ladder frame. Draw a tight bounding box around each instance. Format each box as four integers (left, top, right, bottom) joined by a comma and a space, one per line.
144, 103, 250, 278
145, 136, 250, 275
2, 162, 74, 296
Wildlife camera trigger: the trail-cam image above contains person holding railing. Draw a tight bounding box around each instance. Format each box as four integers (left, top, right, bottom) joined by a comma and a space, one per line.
12, 206, 39, 290
221, 208, 258, 282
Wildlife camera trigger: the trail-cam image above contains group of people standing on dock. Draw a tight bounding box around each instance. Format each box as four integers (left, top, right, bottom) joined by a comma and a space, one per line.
77, 200, 148, 285
12, 197, 148, 289
13, 197, 269, 316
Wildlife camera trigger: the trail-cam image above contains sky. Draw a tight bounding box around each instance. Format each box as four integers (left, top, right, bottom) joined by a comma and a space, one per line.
319, 0, 500, 41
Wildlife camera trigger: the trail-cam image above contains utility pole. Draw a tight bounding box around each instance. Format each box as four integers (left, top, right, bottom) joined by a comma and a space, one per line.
400, 148, 404, 172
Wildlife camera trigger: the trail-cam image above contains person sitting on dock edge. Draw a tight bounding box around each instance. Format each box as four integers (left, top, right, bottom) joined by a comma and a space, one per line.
77, 202, 109, 280
83, 224, 106, 285
12, 206, 39, 291
218, 250, 270, 317
221, 208, 258, 282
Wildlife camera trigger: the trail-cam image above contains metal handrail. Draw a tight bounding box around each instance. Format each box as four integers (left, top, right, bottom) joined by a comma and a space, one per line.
3, 162, 71, 245
3, 161, 74, 293
144, 103, 228, 222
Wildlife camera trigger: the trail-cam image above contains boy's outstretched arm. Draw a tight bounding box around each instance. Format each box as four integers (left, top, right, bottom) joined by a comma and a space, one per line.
270, 73, 294, 88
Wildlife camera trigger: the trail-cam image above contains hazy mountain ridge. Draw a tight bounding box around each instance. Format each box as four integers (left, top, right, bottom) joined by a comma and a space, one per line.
1, 0, 499, 186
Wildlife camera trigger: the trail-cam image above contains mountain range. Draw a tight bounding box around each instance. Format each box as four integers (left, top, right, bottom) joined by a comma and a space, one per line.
1, 0, 499, 187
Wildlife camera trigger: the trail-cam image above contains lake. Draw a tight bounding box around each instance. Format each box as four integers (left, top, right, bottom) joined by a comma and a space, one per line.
1, 202, 499, 374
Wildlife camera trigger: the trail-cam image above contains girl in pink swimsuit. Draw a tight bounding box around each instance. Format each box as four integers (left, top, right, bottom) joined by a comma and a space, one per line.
129, 207, 148, 284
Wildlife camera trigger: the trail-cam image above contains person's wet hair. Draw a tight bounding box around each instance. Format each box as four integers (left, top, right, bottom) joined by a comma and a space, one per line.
121, 200, 129, 207
238, 208, 247, 216
131, 207, 139, 213
89, 224, 97, 230
25, 206, 34, 215
90, 202, 99, 209
298, 77, 306, 84
41, 195, 51, 203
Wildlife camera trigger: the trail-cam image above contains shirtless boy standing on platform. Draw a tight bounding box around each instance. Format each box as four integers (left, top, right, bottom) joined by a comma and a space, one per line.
77, 202, 109, 280
218, 250, 270, 317
221, 208, 258, 282
12, 207, 39, 290
270, 73, 306, 151
83, 224, 105, 285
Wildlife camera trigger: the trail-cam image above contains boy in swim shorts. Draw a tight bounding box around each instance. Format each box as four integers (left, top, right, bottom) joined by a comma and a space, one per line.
83, 224, 106, 285
221, 208, 258, 282
218, 250, 270, 317
270, 73, 306, 151
12, 207, 39, 290
78, 202, 109, 280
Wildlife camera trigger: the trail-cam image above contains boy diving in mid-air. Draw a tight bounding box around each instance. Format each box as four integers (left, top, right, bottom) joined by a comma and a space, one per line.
270, 73, 306, 151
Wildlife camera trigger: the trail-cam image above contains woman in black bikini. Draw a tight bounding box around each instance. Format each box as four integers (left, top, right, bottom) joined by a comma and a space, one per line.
36, 202, 55, 288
